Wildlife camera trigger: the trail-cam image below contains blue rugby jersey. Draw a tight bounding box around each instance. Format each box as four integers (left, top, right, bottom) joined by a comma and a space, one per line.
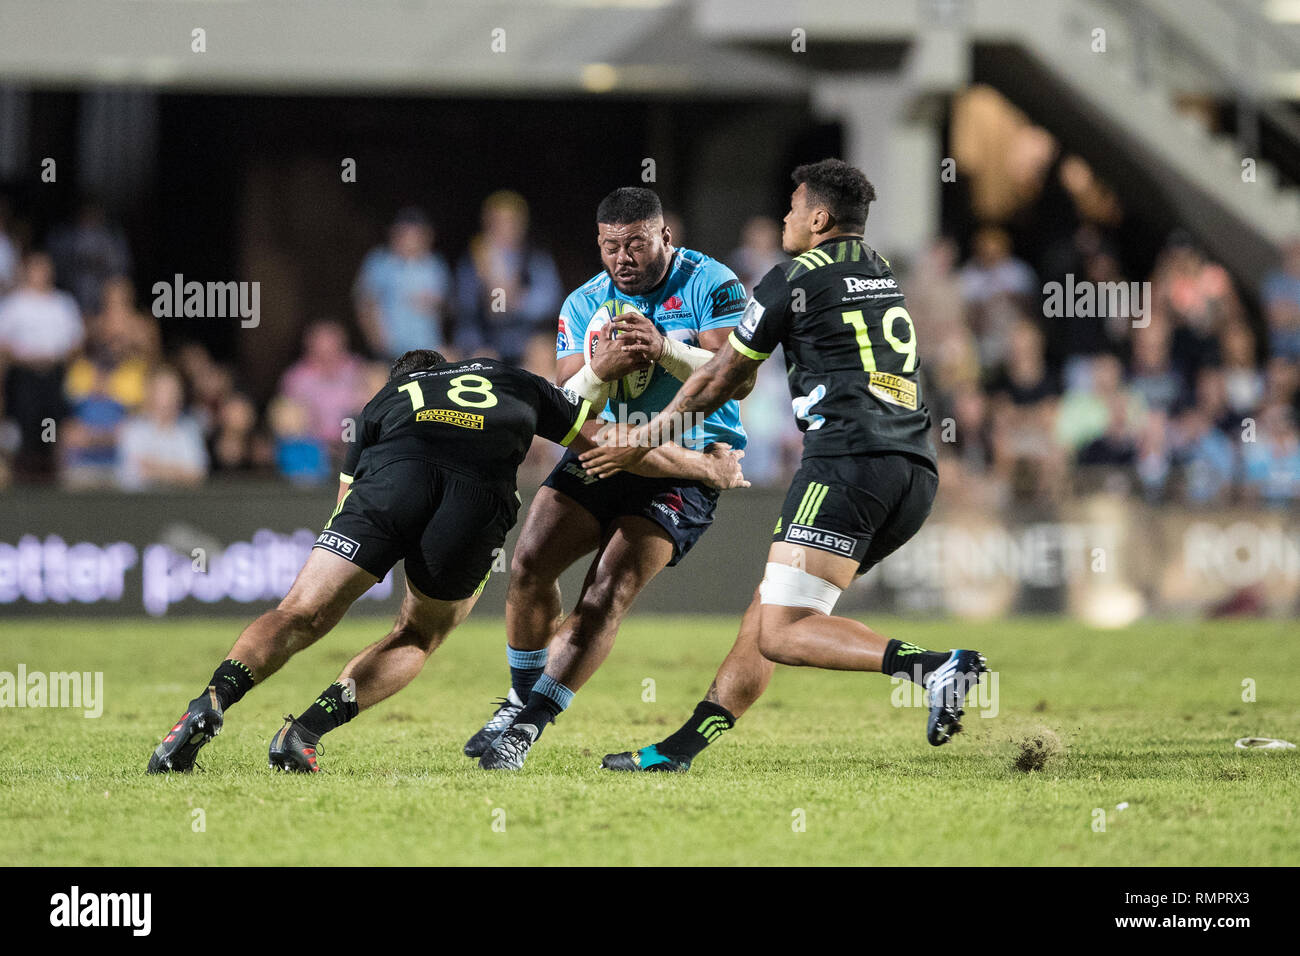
555, 247, 747, 450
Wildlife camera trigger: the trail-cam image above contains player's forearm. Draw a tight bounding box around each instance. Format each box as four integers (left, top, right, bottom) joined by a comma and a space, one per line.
645, 353, 743, 446
656, 337, 716, 382
626, 442, 711, 481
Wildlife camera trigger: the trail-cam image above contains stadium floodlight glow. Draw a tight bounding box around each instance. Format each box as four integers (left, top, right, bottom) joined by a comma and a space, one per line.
1264, 0, 1300, 21
581, 62, 619, 92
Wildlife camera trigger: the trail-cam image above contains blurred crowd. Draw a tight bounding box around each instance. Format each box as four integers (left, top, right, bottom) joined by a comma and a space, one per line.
910, 226, 1300, 509
1, 188, 1298, 508
0, 191, 569, 491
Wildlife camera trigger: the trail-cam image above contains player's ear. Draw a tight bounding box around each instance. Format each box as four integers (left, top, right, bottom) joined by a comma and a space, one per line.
812, 205, 833, 236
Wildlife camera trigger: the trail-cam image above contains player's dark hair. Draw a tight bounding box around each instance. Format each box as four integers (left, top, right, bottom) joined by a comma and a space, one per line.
791, 159, 876, 231
389, 349, 447, 380
596, 187, 663, 225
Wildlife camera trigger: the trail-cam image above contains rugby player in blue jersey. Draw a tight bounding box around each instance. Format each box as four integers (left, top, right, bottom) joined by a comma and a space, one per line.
472, 187, 754, 770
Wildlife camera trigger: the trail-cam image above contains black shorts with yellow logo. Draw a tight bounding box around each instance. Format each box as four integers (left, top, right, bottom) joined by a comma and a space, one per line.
315, 458, 520, 600
773, 452, 938, 575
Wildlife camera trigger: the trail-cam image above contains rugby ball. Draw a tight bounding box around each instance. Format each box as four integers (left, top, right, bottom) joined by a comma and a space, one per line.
584, 299, 654, 400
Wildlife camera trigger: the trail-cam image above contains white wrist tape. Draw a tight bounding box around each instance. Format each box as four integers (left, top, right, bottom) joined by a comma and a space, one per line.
758, 562, 843, 614
564, 363, 611, 404
658, 337, 715, 382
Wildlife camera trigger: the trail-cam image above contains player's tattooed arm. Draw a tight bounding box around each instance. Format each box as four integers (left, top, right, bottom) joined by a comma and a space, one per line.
670, 340, 754, 421
569, 426, 748, 489
579, 344, 760, 477
627, 441, 748, 490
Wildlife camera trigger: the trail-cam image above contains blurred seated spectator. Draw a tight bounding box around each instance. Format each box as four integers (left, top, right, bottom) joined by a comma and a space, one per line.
115, 366, 208, 490
728, 216, 787, 291
1077, 391, 1141, 467
905, 237, 979, 393
959, 226, 1037, 311
354, 207, 451, 361
1170, 407, 1236, 505
1264, 356, 1300, 421
1241, 404, 1300, 507
0, 251, 84, 480
1155, 239, 1230, 384
944, 384, 995, 473
1261, 238, 1300, 361
455, 190, 562, 365
0, 198, 19, 295
1129, 317, 1184, 414
735, 345, 803, 486
519, 330, 558, 381
1056, 354, 1146, 456
1220, 320, 1264, 419
172, 342, 234, 434
277, 319, 368, 453
1134, 409, 1171, 500
210, 393, 273, 476
1191, 365, 1236, 434
98, 276, 161, 363
60, 297, 153, 488
987, 317, 1064, 501
48, 198, 132, 317
268, 396, 329, 485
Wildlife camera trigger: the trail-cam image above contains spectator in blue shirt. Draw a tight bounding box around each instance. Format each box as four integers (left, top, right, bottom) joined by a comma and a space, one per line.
454, 190, 562, 365
1262, 239, 1300, 361
354, 207, 451, 360
1172, 407, 1237, 505
1242, 404, 1300, 507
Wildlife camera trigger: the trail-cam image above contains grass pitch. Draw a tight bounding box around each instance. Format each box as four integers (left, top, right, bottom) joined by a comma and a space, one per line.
2, 615, 1297, 866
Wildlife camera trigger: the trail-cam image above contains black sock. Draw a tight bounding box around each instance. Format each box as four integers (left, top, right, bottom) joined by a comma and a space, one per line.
513, 689, 565, 733
297, 680, 359, 738
207, 659, 254, 710
506, 646, 548, 701
880, 639, 951, 685
657, 701, 736, 760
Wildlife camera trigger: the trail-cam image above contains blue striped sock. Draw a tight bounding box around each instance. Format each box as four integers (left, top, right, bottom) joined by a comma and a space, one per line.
506, 646, 548, 700
516, 673, 574, 729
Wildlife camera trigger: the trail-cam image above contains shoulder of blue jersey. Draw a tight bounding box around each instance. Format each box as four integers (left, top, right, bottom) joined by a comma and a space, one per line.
681, 250, 746, 320
557, 272, 612, 352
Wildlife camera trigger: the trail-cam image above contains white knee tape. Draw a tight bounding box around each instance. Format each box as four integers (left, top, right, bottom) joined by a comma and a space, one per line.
758, 562, 842, 614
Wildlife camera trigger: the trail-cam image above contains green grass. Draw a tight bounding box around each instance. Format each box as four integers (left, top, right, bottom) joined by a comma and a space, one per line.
1, 616, 1297, 866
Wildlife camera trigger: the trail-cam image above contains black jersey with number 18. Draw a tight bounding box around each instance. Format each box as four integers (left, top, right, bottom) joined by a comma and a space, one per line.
729, 236, 935, 466
340, 358, 592, 499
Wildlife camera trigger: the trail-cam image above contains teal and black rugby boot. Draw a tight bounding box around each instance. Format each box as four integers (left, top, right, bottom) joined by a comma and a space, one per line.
601, 744, 691, 773
924, 649, 987, 746
478, 722, 539, 770
463, 688, 525, 758
146, 686, 224, 773
268, 715, 323, 773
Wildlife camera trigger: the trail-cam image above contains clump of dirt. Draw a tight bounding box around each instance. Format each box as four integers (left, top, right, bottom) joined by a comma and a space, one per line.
1012, 728, 1062, 773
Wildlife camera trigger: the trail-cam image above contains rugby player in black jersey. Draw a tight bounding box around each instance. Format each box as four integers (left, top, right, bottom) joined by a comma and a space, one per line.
146, 347, 745, 773
581, 159, 987, 773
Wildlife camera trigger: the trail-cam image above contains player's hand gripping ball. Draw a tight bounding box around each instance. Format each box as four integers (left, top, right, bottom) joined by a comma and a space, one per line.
584, 299, 655, 400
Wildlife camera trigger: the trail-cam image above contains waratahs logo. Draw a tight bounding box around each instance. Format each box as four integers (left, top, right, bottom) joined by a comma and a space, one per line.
661, 294, 686, 313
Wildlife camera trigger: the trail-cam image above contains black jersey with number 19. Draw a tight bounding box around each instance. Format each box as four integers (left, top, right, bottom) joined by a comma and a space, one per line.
729, 237, 934, 465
